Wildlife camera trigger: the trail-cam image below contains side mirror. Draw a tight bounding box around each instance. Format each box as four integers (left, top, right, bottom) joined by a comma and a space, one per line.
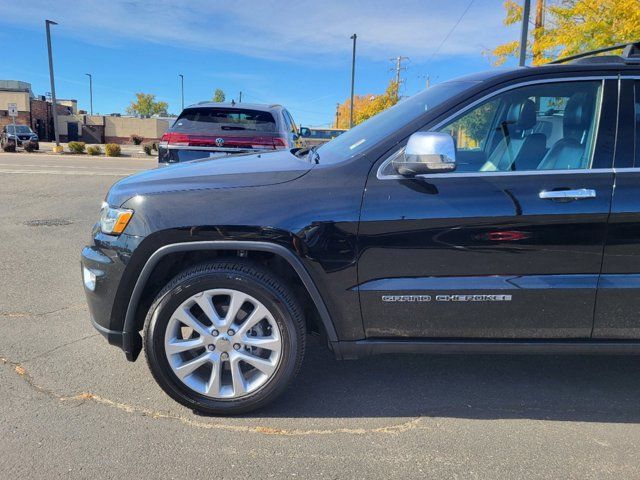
393, 132, 456, 176
299, 127, 311, 137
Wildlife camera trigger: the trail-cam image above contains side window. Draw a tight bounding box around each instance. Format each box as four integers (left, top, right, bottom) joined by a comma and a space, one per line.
284, 110, 297, 134
635, 82, 640, 167
440, 100, 499, 153
437, 80, 602, 173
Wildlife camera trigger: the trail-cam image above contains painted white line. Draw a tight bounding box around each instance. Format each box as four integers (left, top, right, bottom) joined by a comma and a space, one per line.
0, 163, 144, 171
0, 169, 131, 176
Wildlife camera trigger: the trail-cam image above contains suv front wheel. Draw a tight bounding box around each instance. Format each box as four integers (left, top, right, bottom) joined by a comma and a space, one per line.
143, 260, 305, 415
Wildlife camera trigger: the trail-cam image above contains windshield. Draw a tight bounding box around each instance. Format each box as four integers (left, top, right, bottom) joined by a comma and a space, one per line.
7, 125, 32, 134
317, 81, 478, 162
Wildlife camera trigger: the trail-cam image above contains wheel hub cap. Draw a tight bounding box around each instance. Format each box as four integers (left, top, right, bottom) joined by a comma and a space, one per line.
163, 288, 282, 399
215, 336, 232, 351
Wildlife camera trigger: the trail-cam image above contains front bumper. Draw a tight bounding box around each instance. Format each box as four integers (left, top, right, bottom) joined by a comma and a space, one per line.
81, 232, 144, 361
9, 136, 37, 145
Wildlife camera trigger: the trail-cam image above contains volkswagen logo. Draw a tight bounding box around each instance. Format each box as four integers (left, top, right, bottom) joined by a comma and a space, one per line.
215, 137, 225, 147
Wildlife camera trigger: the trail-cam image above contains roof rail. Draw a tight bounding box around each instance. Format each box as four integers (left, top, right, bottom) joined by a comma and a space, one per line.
547, 41, 640, 65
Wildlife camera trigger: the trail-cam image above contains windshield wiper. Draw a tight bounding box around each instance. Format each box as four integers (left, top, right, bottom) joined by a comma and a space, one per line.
220, 125, 254, 131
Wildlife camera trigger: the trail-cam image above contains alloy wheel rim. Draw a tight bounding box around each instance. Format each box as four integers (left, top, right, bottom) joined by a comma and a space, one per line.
164, 288, 282, 399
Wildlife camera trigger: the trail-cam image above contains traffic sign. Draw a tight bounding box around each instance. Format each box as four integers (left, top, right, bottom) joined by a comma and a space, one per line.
7, 103, 18, 117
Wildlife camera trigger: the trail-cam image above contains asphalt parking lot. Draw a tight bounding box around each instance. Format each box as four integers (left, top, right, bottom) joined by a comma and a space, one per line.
1, 153, 640, 479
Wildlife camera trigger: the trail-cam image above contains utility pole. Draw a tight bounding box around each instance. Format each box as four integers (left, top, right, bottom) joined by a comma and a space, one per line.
418, 74, 431, 89
45, 19, 60, 147
85, 73, 93, 115
390, 56, 409, 98
349, 34, 357, 129
533, 0, 545, 64
239, 91, 243, 103
335, 102, 340, 128
518, 0, 532, 66
178, 74, 184, 110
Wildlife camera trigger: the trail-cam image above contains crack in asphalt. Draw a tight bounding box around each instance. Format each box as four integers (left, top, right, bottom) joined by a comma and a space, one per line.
0, 302, 87, 318
0, 356, 424, 437
24, 333, 101, 362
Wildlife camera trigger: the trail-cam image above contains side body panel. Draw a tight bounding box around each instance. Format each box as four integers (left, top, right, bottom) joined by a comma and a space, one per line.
594, 76, 640, 338
357, 77, 618, 339
103, 156, 372, 341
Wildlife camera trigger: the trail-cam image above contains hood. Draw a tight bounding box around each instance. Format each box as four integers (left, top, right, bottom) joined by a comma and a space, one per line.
106, 149, 313, 207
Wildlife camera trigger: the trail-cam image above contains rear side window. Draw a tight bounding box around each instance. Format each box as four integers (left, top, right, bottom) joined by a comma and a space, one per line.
173, 108, 276, 133
282, 109, 297, 134
635, 82, 640, 166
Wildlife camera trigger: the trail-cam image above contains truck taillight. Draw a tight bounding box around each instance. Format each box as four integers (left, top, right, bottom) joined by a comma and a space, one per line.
273, 137, 288, 149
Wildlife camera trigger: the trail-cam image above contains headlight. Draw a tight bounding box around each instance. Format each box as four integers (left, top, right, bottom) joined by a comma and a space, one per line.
99, 202, 133, 235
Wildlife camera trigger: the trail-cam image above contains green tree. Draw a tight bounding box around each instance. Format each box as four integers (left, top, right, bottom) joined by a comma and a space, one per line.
491, 0, 640, 65
126, 93, 168, 117
444, 101, 499, 149
213, 89, 226, 102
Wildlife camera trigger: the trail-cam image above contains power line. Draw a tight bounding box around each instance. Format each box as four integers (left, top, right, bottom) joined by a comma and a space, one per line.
425, 0, 475, 64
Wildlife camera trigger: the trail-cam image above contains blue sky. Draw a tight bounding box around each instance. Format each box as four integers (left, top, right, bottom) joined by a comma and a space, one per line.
0, 0, 520, 126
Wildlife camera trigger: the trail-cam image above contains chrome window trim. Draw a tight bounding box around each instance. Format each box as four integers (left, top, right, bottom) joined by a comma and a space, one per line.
377, 76, 615, 181
415, 169, 613, 179
377, 166, 640, 180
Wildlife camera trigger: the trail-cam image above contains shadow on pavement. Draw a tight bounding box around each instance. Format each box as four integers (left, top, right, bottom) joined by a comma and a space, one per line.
250, 336, 640, 422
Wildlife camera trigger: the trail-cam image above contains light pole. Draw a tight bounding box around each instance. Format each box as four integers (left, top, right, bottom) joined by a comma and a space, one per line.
349, 33, 357, 129
519, 0, 532, 66
85, 73, 93, 115
45, 19, 60, 147
178, 74, 184, 110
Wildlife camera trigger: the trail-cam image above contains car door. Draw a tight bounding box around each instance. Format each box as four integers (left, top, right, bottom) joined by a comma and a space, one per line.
593, 76, 640, 338
357, 77, 617, 339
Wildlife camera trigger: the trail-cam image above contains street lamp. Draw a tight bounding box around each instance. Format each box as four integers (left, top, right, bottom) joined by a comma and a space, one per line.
349, 34, 357, 129
178, 74, 184, 110
85, 73, 93, 115
519, 0, 532, 66
45, 19, 60, 147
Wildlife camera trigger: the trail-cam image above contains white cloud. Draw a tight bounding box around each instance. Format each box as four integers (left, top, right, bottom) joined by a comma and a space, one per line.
0, 0, 515, 62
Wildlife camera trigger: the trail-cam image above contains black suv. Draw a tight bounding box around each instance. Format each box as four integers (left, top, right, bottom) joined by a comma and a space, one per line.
1, 124, 39, 149
82, 43, 640, 414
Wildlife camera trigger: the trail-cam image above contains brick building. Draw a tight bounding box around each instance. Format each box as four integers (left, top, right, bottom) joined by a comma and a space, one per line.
0, 80, 74, 141
0, 79, 169, 144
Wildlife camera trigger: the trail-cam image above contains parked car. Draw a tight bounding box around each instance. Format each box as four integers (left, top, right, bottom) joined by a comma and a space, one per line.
1, 124, 39, 149
299, 126, 346, 147
158, 102, 302, 164
82, 42, 640, 415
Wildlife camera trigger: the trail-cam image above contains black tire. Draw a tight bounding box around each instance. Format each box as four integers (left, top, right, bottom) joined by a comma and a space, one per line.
143, 259, 305, 415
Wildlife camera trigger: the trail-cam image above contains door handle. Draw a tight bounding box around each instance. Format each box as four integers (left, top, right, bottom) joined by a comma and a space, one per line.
539, 188, 596, 200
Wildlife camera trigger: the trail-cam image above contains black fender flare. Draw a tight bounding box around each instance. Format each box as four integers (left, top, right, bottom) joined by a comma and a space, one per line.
122, 241, 338, 359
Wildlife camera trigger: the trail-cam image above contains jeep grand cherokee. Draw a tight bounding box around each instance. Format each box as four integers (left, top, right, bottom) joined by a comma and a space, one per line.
82, 42, 640, 414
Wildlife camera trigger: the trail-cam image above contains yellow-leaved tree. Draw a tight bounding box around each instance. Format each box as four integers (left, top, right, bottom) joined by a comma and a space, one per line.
335, 80, 399, 129
492, 0, 640, 66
